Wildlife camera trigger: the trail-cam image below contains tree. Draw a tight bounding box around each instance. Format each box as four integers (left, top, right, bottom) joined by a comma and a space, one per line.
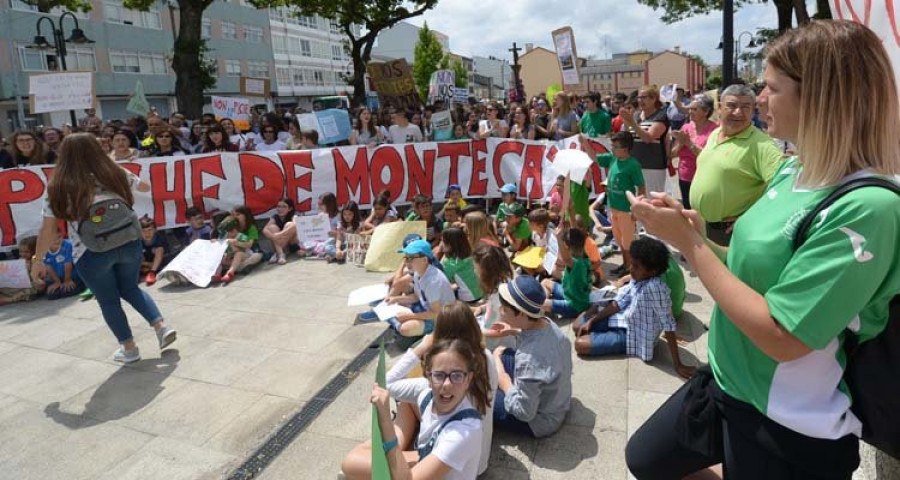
25, 0, 220, 118
634, 0, 830, 33
450, 59, 468, 89
250, 0, 439, 108
413, 22, 444, 101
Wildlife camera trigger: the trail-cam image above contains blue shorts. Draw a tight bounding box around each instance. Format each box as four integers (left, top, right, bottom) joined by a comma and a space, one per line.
573, 315, 627, 356
386, 302, 433, 335
549, 282, 585, 319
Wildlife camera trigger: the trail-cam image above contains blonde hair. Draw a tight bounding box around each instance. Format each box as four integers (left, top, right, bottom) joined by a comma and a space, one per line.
766, 20, 900, 187
639, 84, 663, 110
555, 93, 572, 117
464, 211, 499, 248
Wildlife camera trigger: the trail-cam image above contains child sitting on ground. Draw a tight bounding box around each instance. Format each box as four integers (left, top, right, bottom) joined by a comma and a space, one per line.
216, 206, 263, 283
329, 201, 360, 264
513, 208, 557, 276
494, 183, 518, 236
443, 184, 467, 211
384, 239, 456, 337
140, 216, 170, 286
540, 226, 592, 319
504, 203, 532, 253
183, 206, 212, 245
584, 131, 645, 276
299, 193, 340, 259
572, 237, 695, 379
472, 244, 516, 349
360, 190, 398, 235
493, 275, 573, 438
406, 194, 442, 246
440, 227, 483, 303
614, 240, 687, 320
441, 202, 463, 230
0, 236, 46, 305
43, 229, 85, 299
546, 175, 565, 225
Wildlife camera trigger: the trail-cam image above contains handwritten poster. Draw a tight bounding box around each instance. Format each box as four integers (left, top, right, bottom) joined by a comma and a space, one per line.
211, 96, 251, 131
0, 259, 31, 289
295, 213, 331, 244
158, 240, 228, 288
29, 72, 94, 114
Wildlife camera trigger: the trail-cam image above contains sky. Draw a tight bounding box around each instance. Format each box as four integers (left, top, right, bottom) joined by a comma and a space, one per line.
406, 0, 789, 66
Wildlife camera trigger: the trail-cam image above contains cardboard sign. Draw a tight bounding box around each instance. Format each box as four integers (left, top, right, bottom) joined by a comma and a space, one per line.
297, 109, 352, 145
428, 69, 455, 105
431, 110, 453, 141
552, 27, 580, 86
366, 59, 422, 111
240, 77, 271, 97
0, 259, 31, 289
295, 213, 332, 244
28, 72, 94, 114
158, 240, 228, 288
211, 96, 251, 130
364, 221, 426, 272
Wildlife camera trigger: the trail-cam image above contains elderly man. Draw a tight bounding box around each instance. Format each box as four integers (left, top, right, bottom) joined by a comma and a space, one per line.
689, 84, 783, 246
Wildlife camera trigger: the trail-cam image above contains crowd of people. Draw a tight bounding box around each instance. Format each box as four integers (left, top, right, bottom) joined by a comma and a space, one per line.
1, 19, 898, 480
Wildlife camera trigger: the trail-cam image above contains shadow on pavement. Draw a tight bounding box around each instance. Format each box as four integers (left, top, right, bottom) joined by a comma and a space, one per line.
43, 349, 181, 429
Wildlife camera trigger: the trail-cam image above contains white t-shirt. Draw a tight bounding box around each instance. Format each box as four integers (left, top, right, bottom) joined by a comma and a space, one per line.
388, 124, 424, 144
479, 119, 508, 137
254, 140, 285, 152
416, 390, 483, 480
413, 265, 456, 311
42, 168, 142, 263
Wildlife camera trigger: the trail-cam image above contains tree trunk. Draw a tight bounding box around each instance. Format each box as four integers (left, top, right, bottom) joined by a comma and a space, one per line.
173, 0, 205, 119
775, 0, 794, 32
794, 0, 811, 25
815, 0, 832, 19
350, 40, 367, 108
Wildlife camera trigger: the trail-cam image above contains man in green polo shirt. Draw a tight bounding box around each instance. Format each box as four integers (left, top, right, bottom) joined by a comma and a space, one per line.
580, 92, 612, 138
689, 84, 783, 246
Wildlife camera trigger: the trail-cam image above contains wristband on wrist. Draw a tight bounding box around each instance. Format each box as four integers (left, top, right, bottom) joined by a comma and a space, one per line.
382, 437, 399, 454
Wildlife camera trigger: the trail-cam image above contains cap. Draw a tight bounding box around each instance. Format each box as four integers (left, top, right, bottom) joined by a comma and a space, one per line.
398, 239, 434, 258
447, 184, 462, 193
402, 233, 423, 248
500, 183, 518, 194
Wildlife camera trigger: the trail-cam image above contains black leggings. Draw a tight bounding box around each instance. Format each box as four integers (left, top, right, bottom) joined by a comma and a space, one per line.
625, 371, 860, 480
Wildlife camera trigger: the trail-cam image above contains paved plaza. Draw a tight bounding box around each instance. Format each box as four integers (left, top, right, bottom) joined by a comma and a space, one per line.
0, 254, 891, 479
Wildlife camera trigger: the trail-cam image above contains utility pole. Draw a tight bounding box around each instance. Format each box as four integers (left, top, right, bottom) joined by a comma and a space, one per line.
723, 0, 735, 87
509, 42, 523, 102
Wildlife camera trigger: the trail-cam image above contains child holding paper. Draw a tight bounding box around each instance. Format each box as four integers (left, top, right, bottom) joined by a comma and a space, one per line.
298, 193, 340, 259
183, 206, 212, 245
583, 131, 645, 276
385, 240, 456, 337
329, 201, 360, 264
540, 227, 592, 319
512, 208, 557, 276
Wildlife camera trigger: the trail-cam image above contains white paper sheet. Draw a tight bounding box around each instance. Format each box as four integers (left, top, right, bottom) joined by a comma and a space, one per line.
347, 283, 390, 306
551, 149, 595, 185
159, 240, 228, 288
0, 259, 31, 289
372, 301, 412, 321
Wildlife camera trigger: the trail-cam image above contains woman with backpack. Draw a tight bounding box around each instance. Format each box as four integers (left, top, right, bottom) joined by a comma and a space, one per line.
30, 133, 177, 364
625, 21, 900, 480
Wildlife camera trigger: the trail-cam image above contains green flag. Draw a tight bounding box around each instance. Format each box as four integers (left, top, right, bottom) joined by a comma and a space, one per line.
371, 339, 391, 479
126, 81, 151, 117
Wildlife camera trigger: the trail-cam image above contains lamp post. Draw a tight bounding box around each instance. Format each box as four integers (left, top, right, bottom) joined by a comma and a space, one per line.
718, 31, 756, 82
29, 12, 94, 127
509, 42, 523, 103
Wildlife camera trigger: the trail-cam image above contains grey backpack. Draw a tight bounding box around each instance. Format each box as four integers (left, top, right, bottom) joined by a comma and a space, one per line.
77, 197, 141, 252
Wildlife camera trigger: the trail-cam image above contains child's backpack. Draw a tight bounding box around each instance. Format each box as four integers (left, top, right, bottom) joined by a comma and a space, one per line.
793, 176, 900, 459
77, 196, 141, 253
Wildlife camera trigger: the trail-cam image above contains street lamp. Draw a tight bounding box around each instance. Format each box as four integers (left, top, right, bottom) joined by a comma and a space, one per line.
29, 12, 94, 126
717, 32, 756, 81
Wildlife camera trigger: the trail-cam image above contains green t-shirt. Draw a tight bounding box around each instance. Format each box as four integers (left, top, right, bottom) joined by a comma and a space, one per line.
562, 256, 592, 312
495, 202, 514, 222
689, 125, 783, 222
709, 157, 900, 439
569, 182, 591, 225
406, 211, 421, 221
246, 224, 259, 243
596, 153, 645, 212
662, 255, 685, 318
511, 217, 532, 240
580, 109, 612, 137
441, 256, 483, 302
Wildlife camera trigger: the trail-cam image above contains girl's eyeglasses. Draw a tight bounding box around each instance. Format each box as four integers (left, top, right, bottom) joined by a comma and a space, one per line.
426, 370, 469, 385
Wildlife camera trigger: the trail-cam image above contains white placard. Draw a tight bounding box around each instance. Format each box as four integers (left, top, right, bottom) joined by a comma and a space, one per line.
347, 283, 390, 306
0, 259, 31, 289
552, 149, 595, 185
373, 300, 412, 321
295, 213, 331, 244
211, 96, 251, 130
29, 72, 93, 114
159, 240, 228, 288
552, 27, 580, 86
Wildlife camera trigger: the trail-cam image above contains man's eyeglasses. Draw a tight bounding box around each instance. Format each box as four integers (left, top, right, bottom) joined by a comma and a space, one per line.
723, 102, 754, 113
264, 129, 276, 134
426, 370, 470, 385
404, 255, 425, 262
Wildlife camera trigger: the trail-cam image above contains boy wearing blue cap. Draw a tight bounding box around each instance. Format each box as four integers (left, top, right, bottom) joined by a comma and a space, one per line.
494, 183, 518, 235
385, 239, 456, 337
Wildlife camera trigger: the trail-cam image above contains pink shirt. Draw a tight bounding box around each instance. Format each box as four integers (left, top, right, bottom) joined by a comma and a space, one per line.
677, 121, 718, 182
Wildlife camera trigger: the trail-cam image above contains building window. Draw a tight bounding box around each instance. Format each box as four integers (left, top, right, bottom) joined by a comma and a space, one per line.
331, 44, 342, 61
292, 68, 304, 86
297, 15, 317, 28
276, 67, 290, 86
269, 8, 284, 23
247, 61, 268, 78
225, 59, 241, 77
104, 1, 161, 29
110, 50, 167, 74
300, 39, 311, 57
245, 26, 263, 43
202, 18, 211, 39
221, 21, 238, 40
272, 33, 286, 54
18, 45, 96, 72
313, 70, 324, 86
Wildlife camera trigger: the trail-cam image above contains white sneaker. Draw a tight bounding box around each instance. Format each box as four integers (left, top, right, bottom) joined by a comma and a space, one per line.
268, 254, 279, 265
277, 254, 287, 265
156, 325, 177, 350
113, 346, 141, 364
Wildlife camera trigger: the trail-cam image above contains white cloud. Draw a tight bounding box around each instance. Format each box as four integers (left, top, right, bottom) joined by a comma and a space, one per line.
405, 0, 787, 65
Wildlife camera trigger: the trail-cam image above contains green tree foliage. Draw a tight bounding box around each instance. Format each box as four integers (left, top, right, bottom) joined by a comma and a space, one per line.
413, 22, 444, 101
250, 0, 439, 107
635, 0, 829, 33
450, 59, 468, 89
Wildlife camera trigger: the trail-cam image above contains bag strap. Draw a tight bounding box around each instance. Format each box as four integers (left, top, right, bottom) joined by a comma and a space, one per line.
792, 176, 900, 251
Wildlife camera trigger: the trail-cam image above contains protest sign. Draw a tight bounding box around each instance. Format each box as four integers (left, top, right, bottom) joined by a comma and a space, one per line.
0, 259, 31, 289
551, 149, 596, 185
660, 84, 677, 104
431, 110, 453, 141
28, 72, 94, 114
240, 77, 271, 97
158, 240, 228, 288
551, 27, 580, 86
298, 109, 352, 145
126, 80, 151, 117
428, 69, 455, 105
830, 0, 900, 98
294, 213, 331, 244
211, 96, 251, 131
454, 87, 469, 104
367, 59, 422, 111
365, 221, 426, 272
0, 136, 610, 252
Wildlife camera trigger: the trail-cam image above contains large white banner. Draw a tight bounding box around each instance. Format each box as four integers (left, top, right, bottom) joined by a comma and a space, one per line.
829, 1, 900, 97
0, 136, 611, 251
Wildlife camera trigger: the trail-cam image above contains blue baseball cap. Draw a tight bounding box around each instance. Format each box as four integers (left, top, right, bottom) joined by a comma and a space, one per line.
402, 233, 423, 247
500, 183, 517, 194
398, 239, 433, 258
499, 275, 547, 318
447, 184, 462, 193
